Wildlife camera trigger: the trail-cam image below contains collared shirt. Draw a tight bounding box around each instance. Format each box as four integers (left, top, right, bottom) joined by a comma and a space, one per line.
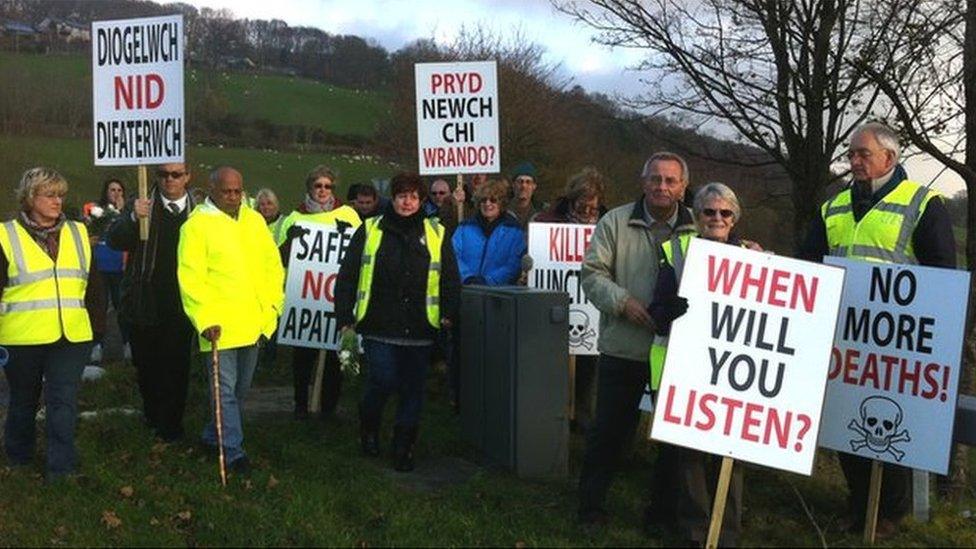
163, 194, 189, 215
643, 200, 680, 242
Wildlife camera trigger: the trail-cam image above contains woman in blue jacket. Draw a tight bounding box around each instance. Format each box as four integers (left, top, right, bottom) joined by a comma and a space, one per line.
448, 178, 526, 410
451, 178, 526, 286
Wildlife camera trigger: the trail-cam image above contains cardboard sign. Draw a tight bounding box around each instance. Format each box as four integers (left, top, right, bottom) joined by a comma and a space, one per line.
415, 61, 499, 175
278, 221, 355, 350
819, 258, 969, 474
92, 15, 184, 166
527, 222, 599, 355
651, 239, 845, 475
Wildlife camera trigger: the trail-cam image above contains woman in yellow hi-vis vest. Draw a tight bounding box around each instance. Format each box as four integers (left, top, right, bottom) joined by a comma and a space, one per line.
335, 173, 461, 472
0, 168, 93, 482
646, 183, 763, 547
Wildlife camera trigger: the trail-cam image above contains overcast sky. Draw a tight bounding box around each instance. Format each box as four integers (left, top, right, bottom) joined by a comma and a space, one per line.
177, 0, 964, 195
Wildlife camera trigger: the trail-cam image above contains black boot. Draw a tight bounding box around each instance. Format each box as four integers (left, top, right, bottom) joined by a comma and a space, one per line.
359, 404, 380, 457
392, 424, 418, 472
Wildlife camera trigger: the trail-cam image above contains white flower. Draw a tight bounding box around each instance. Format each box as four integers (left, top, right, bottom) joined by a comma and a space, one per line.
89, 205, 104, 218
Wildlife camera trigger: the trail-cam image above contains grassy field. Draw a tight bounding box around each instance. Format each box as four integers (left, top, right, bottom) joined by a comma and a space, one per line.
0, 135, 397, 216
1, 347, 976, 546
0, 52, 388, 137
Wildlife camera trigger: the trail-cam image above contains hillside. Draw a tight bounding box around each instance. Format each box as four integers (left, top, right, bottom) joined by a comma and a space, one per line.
0, 135, 396, 216
0, 52, 388, 138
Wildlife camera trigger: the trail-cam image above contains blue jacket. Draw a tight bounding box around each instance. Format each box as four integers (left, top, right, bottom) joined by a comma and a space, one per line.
452, 213, 526, 286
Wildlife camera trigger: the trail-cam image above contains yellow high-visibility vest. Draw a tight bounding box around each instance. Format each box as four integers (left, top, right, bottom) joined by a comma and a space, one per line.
354, 215, 444, 329
0, 219, 93, 345
822, 179, 939, 264
648, 232, 695, 391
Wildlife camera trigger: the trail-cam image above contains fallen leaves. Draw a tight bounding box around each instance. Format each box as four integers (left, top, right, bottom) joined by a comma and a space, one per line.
266, 474, 279, 489
175, 510, 192, 523
119, 485, 134, 498
101, 510, 122, 530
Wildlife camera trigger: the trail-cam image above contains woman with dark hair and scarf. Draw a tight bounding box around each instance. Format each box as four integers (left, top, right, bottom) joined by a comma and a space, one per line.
0, 167, 94, 481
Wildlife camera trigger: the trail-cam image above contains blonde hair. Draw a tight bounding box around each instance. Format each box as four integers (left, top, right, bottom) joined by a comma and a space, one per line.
16, 167, 68, 211
255, 188, 279, 208
475, 178, 511, 208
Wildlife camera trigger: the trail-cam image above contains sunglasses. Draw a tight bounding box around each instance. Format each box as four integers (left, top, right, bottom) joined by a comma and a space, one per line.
313, 183, 334, 190
156, 170, 186, 180
702, 208, 734, 219
479, 196, 499, 204
431, 191, 449, 196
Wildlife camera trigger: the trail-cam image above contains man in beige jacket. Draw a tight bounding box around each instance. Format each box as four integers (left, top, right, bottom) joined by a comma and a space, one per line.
577, 152, 695, 527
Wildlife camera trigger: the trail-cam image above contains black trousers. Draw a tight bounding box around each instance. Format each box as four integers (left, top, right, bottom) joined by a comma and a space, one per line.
838, 453, 911, 525
129, 316, 195, 440
578, 354, 654, 512
292, 347, 342, 415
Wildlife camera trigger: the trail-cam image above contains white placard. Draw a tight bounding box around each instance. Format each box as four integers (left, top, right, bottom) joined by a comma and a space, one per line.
651, 238, 845, 475
527, 222, 599, 355
818, 258, 969, 474
277, 222, 355, 350
92, 15, 184, 166
415, 61, 499, 175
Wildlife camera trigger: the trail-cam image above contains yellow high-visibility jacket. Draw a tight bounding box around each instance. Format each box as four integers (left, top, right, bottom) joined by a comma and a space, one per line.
0, 219, 93, 345
177, 200, 285, 351
275, 205, 362, 247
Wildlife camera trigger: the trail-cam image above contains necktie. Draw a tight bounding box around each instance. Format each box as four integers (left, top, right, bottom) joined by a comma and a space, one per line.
168, 202, 181, 215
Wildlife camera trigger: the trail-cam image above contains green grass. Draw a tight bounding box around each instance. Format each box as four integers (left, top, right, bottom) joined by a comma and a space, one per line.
197, 69, 389, 136
0, 134, 398, 216
3, 349, 976, 545
0, 52, 388, 137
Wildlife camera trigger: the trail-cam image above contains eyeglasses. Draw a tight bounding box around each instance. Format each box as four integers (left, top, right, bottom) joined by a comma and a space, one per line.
313, 183, 334, 190
431, 191, 449, 196
156, 170, 186, 180
479, 196, 499, 204
701, 208, 734, 219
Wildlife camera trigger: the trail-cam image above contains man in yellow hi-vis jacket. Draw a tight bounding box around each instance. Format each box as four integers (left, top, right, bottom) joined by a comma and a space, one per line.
178, 166, 284, 475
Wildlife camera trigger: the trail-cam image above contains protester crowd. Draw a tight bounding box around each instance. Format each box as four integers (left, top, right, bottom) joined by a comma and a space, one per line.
0, 122, 959, 545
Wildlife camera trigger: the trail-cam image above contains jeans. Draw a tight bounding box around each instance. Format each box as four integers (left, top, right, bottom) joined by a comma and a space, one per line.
361, 339, 431, 428
201, 344, 258, 463
3, 340, 88, 475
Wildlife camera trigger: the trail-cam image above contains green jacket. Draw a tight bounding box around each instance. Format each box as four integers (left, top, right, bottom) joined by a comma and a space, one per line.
580, 198, 695, 362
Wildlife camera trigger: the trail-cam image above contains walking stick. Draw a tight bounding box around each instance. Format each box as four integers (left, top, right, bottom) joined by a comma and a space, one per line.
211, 339, 227, 486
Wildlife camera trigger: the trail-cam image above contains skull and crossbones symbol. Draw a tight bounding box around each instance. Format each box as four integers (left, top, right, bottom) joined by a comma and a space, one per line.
568, 309, 596, 351
848, 396, 911, 461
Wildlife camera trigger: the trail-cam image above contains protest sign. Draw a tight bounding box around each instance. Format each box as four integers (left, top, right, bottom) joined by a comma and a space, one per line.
415, 61, 499, 175
278, 221, 355, 350
92, 14, 184, 166
650, 238, 845, 475
527, 222, 599, 355
818, 258, 969, 474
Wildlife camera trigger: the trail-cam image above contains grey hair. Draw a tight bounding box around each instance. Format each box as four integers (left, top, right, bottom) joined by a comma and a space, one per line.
640, 151, 690, 183
208, 166, 241, 187
854, 122, 901, 163
693, 182, 741, 222
254, 188, 279, 207
15, 167, 68, 211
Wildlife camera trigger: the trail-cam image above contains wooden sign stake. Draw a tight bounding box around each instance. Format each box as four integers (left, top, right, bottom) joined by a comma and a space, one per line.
863, 460, 883, 544
705, 456, 735, 549
138, 165, 149, 241
455, 174, 464, 222
309, 349, 327, 414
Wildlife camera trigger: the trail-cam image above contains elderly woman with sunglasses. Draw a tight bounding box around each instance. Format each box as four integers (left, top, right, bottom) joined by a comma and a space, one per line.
451, 178, 526, 287
277, 165, 362, 421
645, 182, 761, 547
0, 168, 94, 481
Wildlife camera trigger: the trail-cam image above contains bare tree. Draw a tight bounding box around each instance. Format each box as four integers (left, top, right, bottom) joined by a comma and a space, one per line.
556, 0, 922, 249
854, 0, 974, 497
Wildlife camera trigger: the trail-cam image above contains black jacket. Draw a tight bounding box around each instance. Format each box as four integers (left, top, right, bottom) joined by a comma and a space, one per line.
106, 190, 195, 326
335, 211, 461, 341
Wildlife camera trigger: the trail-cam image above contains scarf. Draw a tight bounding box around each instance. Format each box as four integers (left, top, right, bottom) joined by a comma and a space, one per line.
19, 211, 65, 260
303, 193, 336, 214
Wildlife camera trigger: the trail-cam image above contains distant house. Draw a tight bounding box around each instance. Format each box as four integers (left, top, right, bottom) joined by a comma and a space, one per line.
37, 17, 90, 42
